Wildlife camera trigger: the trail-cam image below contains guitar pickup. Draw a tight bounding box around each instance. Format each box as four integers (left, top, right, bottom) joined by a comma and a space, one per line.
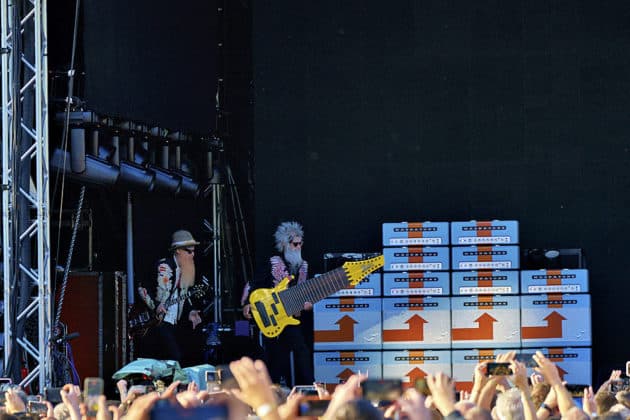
255, 301, 271, 327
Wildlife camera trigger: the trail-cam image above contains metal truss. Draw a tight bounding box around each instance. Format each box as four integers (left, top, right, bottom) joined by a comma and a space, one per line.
1, 0, 51, 390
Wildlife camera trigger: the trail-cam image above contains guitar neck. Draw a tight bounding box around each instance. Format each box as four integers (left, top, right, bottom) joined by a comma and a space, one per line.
279, 267, 349, 315
164, 288, 190, 308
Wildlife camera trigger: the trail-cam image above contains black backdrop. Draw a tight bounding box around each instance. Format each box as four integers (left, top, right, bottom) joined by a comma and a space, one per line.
253, 0, 630, 383
81, 0, 217, 133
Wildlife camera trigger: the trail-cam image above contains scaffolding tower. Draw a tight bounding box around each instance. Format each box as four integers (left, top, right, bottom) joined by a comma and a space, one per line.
1, 0, 52, 390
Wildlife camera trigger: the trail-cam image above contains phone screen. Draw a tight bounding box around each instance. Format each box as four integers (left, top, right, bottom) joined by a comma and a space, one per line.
297, 398, 330, 417
565, 384, 587, 397
414, 378, 431, 395
292, 385, 319, 396
516, 353, 538, 368
28, 401, 48, 415
361, 379, 402, 404
486, 362, 513, 376
84, 377, 104, 417
206, 370, 220, 392
44, 387, 63, 404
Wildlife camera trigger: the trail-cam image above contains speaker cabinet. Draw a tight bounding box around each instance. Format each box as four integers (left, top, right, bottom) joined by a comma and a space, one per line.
58, 272, 127, 381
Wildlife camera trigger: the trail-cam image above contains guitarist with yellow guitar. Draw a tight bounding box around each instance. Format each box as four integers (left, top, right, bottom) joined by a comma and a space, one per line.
244, 222, 384, 387
243, 221, 315, 387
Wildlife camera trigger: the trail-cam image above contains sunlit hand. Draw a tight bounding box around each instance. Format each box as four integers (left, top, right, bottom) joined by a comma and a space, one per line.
189, 310, 202, 329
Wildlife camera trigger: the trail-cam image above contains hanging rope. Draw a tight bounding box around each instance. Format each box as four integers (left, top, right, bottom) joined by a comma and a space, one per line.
54, 185, 86, 328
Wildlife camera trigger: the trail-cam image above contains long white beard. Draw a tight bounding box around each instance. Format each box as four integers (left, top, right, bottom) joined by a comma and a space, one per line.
179, 260, 196, 288
284, 248, 303, 274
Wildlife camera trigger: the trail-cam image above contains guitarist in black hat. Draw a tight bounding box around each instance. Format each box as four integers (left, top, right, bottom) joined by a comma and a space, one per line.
137, 229, 204, 364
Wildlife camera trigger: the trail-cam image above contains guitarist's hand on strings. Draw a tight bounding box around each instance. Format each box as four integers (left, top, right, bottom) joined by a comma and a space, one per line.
156, 303, 167, 315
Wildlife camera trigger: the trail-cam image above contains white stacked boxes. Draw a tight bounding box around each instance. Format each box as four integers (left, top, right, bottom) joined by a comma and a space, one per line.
451, 221, 519, 245
382, 350, 451, 387
520, 269, 589, 294
313, 297, 382, 351
313, 351, 382, 392
523, 348, 592, 385
314, 253, 384, 387
520, 293, 591, 348
451, 295, 521, 348
451, 245, 520, 270
313, 220, 593, 385
451, 271, 519, 295
383, 272, 450, 296
383, 246, 450, 271
383, 222, 450, 246
382, 296, 451, 350
382, 221, 451, 354
519, 267, 591, 379
330, 273, 382, 298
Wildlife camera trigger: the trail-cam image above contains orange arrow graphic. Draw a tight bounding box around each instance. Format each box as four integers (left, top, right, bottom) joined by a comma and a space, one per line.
452, 313, 497, 340
337, 368, 355, 382
403, 367, 428, 387
456, 381, 474, 392
383, 315, 428, 342
521, 311, 566, 339
314, 315, 357, 342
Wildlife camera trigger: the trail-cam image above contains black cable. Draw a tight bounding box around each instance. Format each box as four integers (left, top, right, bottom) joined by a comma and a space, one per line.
52, 0, 82, 281
47, 0, 83, 387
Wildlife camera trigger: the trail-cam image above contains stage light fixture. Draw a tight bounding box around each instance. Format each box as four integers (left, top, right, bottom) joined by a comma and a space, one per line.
52, 149, 120, 186
148, 165, 182, 194
70, 127, 86, 173
174, 171, 199, 197
119, 160, 156, 192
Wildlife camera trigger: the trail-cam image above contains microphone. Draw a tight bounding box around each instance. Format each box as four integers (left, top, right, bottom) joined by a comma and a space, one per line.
53, 332, 80, 344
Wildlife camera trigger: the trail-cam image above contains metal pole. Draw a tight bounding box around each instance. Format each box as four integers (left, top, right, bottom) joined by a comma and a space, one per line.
126, 192, 134, 304
212, 184, 222, 323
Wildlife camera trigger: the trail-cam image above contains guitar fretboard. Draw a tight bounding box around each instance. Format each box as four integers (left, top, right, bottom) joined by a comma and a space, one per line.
279, 267, 348, 316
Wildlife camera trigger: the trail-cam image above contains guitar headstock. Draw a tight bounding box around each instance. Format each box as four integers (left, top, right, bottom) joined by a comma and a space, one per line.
192, 281, 209, 298
342, 255, 384, 286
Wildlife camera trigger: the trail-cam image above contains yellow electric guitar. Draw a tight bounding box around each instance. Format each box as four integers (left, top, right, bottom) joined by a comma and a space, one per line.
249, 254, 384, 338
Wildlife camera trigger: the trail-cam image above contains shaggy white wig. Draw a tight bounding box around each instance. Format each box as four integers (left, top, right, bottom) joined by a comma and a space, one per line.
274, 221, 304, 252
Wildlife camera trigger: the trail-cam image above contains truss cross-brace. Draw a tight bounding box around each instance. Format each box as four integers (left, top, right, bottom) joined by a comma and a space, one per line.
1, 0, 52, 389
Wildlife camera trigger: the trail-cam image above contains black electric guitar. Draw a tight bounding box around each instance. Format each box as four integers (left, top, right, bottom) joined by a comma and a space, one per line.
128, 278, 209, 338
249, 255, 384, 338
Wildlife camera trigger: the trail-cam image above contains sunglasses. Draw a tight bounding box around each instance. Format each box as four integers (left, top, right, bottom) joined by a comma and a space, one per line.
291, 241, 303, 247
182, 248, 195, 254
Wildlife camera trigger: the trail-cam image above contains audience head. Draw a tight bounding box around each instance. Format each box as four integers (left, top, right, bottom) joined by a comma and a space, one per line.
596, 390, 618, 415
464, 406, 493, 420
494, 388, 525, 420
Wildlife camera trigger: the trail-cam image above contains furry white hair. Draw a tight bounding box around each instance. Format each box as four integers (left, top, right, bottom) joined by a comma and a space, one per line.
274, 221, 304, 252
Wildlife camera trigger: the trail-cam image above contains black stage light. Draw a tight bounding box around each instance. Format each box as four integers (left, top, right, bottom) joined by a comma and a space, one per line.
175, 172, 199, 198
148, 165, 182, 194
52, 149, 119, 185
70, 128, 86, 173
119, 160, 156, 192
